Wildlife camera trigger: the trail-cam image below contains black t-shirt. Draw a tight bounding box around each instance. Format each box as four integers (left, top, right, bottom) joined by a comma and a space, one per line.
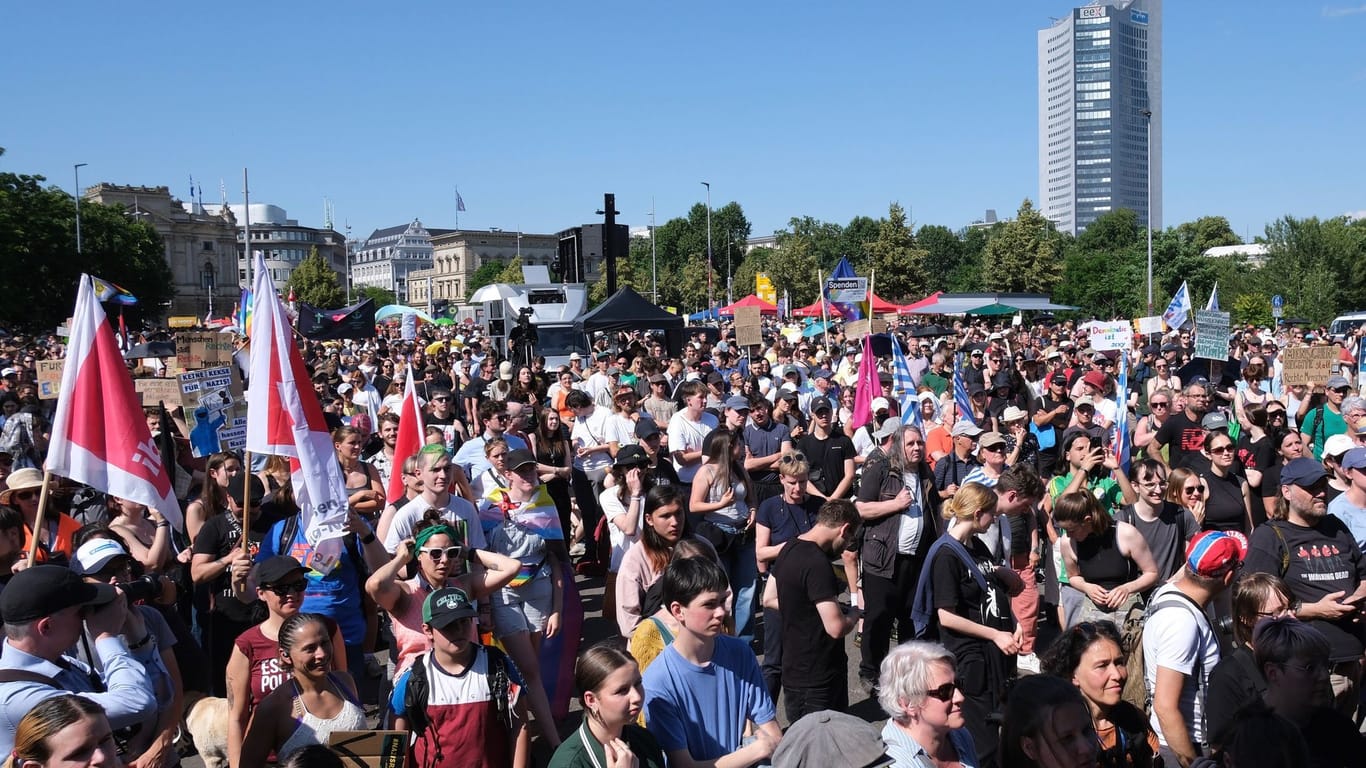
1038, 394, 1073, 454
1199, 470, 1248, 533
1245, 518, 1366, 662
930, 537, 1001, 655
191, 511, 275, 623
773, 538, 843, 687
1236, 433, 1276, 480
1154, 411, 1206, 468
797, 432, 856, 498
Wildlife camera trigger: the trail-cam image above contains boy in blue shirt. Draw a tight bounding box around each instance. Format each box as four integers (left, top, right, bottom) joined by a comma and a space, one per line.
642, 557, 781, 768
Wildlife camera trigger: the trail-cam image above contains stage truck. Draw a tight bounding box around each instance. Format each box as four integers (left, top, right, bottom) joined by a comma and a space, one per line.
470, 266, 589, 370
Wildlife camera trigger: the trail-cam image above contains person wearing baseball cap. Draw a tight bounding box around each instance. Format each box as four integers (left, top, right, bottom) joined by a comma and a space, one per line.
931, 421, 984, 500
1303, 375, 1353, 460
1142, 529, 1244, 762
0, 565, 158, 758
1244, 455, 1366, 712
1328, 447, 1366, 550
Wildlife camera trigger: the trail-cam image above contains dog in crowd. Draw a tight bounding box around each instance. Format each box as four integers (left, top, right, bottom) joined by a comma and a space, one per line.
181, 691, 230, 768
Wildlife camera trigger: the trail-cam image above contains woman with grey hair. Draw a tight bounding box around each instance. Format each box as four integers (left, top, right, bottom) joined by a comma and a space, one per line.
877, 640, 980, 768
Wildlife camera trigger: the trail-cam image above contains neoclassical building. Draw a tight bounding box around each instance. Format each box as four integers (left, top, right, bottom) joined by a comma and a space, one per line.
407, 229, 566, 309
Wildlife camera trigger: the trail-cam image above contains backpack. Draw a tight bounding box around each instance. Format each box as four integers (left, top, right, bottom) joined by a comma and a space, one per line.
403, 646, 513, 736
1121, 588, 1212, 720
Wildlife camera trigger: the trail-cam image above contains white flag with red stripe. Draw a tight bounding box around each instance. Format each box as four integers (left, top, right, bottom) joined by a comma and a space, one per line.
245, 253, 349, 554
48, 275, 181, 529
386, 368, 426, 505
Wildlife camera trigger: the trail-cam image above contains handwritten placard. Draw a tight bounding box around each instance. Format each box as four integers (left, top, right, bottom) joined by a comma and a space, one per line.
36, 360, 64, 400
176, 332, 234, 369
1281, 346, 1338, 387
1193, 310, 1230, 361
134, 377, 183, 407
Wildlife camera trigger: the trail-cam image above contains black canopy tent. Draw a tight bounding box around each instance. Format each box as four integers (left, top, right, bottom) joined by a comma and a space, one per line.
576, 287, 686, 355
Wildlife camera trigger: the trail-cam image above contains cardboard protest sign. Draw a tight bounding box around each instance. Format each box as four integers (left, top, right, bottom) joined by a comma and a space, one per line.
1193, 310, 1230, 361
329, 730, 408, 768
178, 365, 246, 457
176, 332, 234, 369
36, 360, 64, 400
1281, 346, 1338, 387
1085, 321, 1131, 352
732, 306, 763, 347
1135, 316, 1164, 335
134, 378, 182, 407
844, 319, 888, 341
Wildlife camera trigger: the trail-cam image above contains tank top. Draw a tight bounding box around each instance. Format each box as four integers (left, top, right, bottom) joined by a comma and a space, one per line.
1201, 470, 1248, 533
234, 625, 290, 709
704, 470, 748, 527
277, 673, 367, 759
1075, 526, 1133, 591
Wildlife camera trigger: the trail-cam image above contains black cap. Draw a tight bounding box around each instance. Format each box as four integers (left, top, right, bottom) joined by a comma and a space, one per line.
811, 397, 833, 414
635, 418, 662, 439
505, 449, 538, 471
878, 372, 893, 385
1050, 373, 1068, 385
423, 587, 478, 629
614, 445, 650, 467
228, 474, 266, 509
968, 381, 986, 396
1, 565, 117, 623
256, 555, 308, 586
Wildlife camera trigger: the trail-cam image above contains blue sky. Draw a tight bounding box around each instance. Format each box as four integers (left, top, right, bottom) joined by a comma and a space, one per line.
3, 1, 1362, 243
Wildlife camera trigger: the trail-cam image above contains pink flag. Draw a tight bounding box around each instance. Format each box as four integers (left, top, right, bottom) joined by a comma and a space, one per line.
849, 333, 879, 431
48, 275, 181, 529
245, 253, 350, 556
386, 368, 426, 505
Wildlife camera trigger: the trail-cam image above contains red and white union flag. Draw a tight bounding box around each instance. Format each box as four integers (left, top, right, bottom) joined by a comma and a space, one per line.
47, 275, 181, 529
386, 367, 426, 505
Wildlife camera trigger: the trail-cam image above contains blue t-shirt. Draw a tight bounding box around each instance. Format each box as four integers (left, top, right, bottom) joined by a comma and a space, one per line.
1328, 495, 1366, 551
754, 495, 819, 547
642, 635, 776, 760
258, 518, 366, 646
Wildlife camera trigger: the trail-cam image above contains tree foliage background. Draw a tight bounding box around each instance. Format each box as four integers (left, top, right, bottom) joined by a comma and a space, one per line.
0, 148, 174, 332
287, 247, 346, 308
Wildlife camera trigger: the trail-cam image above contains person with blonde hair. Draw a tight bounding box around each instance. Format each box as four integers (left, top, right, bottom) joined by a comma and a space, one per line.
3, 695, 118, 768
910, 482, 1023, 767
876, 641, 979, 768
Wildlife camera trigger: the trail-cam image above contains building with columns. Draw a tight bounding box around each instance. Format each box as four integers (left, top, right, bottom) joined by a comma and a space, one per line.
83, 183, 241, 318
407, 229, 570, 309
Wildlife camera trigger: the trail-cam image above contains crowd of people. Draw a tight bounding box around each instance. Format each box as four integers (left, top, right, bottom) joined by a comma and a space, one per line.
0, 312, 1365, 768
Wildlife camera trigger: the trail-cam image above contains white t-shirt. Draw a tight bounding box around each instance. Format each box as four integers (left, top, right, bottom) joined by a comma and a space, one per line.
599, 487, 642, 571
1143, 584, 1219, 747
607, 413, 639, 448
666, 410, 718, 483
571, 407, 614, 473
896, 472, 926, 555
382, 494, 486, 555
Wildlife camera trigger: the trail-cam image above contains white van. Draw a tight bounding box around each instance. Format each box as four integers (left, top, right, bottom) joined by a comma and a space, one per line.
1329, 312, 1366, 342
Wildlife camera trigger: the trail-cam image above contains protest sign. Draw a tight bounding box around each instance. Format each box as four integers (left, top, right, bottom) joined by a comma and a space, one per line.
1085, 321, 1131, 352
825, 277, 868, 304
178, 365, 247, 457
1135, 316, 1164, 335
1193, 310, 1230, 361
176, 332, 234, 369
1281, 346, 1338, 387
36, 360, 64, 400
844, 318, 888, 341
732, 306, 763, 347
134, 378, 182, 407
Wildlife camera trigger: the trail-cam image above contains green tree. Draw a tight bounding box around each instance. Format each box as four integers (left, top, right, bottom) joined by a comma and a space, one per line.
589, 253, 650, 305
978, 199, 1064, 294
775, 216, 846, 272
918, 225, 964, 292
676, 258, 719, 312
466, 259, 504, 298
1231, 293, 1272, 328
287, 247, 345, 307
864, 203, 930, 302
495, 257, 525, 285
1174, 216, 1242, 254
733, 247, 773, 302
355, 285, 396, 307
1258, 215, 1366, 324
764, 237, 822, 307
0, 149, 174, 331
841, 215, 882, 269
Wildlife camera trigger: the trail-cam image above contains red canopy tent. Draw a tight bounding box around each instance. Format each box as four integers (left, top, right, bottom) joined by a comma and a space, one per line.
792, 295, 902, 317
718, 295, 778, 316
896, 291, 943, 315
869, 293, 902, 314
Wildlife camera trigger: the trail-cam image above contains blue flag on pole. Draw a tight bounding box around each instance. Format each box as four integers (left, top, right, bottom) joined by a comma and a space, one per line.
824, 256, 866, 321
953, 352, 975, 426
1206, 282, 1220, 312
891, 337, 922, 431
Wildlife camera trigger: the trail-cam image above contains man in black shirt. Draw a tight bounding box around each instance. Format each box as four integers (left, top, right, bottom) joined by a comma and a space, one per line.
1035, 372, 1073, 477
634, 418, 681, 489
763, 498, 860, 720
1153, 381, 1211, 469
1243, 457, 1366, 716
796, 398, 856, 500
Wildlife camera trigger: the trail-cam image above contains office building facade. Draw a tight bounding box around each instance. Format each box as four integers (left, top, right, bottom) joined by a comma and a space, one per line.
1038, 0, 1161, 235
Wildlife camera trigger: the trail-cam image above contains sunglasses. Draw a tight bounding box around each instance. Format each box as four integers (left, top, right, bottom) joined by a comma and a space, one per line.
1150, 401, 1170, 408
779, 451, 809, 464
12, 490, 38, 502
420, 546, 465, 561
924, 681, 961, 702
431, 396, 451, 402
1332, 387, 1351, 395
1182, 486, 1205, 495
981, 444, 1006, 453
1208, 444, 1235, 455
264, 580, 308, 597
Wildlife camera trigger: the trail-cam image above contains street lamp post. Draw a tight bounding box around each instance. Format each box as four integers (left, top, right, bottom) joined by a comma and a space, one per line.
701, 182, 713, 311
1142, 108, 1153, 315
650, 198, 658, 304
74, 163, 88, 254
727, 230, 734, 305
201, 263, 216, 318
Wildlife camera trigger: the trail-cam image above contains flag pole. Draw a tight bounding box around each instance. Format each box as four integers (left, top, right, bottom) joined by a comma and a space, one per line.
24, 470, 55, 567
818, 269, 830, 355
240, 450, 252, 556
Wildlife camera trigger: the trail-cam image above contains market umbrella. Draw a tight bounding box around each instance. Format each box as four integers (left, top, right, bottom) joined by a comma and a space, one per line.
867, 333, 908, 358
375, 304, 435, 323
909, 323, 948, 338
802, 321, 831, 338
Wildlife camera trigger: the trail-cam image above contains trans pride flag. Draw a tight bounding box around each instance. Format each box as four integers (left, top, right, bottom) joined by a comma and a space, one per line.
479, 485, 565, 586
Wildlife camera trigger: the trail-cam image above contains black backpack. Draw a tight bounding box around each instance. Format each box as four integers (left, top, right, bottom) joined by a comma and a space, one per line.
403, 646, 513, 737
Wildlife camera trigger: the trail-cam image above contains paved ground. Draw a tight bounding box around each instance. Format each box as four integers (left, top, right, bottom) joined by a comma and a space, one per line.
178, 569, 1062, 766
